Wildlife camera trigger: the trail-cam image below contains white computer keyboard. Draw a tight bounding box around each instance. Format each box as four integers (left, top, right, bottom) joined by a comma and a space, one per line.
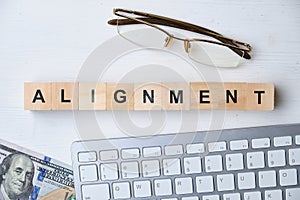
71, 124, 300, 200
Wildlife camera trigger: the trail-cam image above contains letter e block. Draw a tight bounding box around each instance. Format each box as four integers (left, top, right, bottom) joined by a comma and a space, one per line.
79, 83, 106, 110
24, 82, 52, 110
190, 82, 212, 110
52, 82, 79, 110
106, 83, 134, 110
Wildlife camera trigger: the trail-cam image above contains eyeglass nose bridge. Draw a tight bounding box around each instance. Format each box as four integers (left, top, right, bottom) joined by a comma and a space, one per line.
184, 40, 191, 53
164, 35, 174, 47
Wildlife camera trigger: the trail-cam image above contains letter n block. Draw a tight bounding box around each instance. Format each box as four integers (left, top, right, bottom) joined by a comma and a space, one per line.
223, 82, 248, 110
79, 83, 106, 110
134, 83, 163, 110
52, 82, 79, 110
24, 82, 52, 110
106, 83, 134, 110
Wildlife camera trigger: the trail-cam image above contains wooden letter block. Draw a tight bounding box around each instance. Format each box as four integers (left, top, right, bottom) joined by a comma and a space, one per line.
79, 82, 106, 110
52, 82, 79, 110
162, 82, 190, 110
246, 83, 274, 110
134, 83, 163, 110
106, 83, 134, 110
24, 82, 52, 110
222, 82, 248, 110
190, 82, 213, 110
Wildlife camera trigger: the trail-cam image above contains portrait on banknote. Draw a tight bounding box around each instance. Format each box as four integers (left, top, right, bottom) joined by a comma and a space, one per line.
0, 153, 35, 200
0, 139, 75, 200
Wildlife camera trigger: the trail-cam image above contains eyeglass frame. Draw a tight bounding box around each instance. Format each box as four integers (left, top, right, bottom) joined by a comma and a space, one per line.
108, 8, 252, 60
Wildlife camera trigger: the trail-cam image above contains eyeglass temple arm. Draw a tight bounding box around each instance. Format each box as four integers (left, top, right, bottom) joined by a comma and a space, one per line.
108, 17, 251, 59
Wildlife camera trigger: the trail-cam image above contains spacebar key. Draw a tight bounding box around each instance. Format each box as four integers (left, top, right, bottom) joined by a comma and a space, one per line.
82, 184, 110, 200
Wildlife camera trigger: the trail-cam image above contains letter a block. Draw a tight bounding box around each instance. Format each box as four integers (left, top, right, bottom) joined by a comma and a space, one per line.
24, 82, 52, 110
52, 82, 79, 110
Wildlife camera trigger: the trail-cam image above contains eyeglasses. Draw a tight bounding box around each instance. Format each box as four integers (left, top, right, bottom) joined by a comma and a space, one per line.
108, 8, 252, 68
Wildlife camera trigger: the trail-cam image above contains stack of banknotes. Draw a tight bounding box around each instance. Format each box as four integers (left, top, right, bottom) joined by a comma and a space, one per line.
0, 139, 76, 200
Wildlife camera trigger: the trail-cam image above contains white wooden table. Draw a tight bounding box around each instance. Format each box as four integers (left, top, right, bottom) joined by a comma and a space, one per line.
0, 0, 299, 164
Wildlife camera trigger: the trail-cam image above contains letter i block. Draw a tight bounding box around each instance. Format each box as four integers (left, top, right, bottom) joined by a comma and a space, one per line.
79, 83, 106, 110
52, 82, 79, 110
134, 83, 163, 110
106, 83, 134, 110
246, 83, 275, 110
24, 82, 52, 110
162, 82, 190, 110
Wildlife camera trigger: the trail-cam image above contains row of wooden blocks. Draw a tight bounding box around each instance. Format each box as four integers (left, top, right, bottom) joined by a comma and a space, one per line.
24, 82, 275, 110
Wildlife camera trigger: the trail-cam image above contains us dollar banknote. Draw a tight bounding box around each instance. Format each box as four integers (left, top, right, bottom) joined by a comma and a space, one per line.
0, 139, 75, 200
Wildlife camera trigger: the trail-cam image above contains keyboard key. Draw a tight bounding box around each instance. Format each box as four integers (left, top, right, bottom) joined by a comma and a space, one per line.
121, 161, 139, 179
182, 197, 199, 200
186, 143, 205, 154
142, 160, 160, 177
112, 182, 131, 199
78, 151, 97, 162
154, 179, 172, 196
133, 180, 151, 198
202, 195, 220, 200
82, 184, 110, 200
79, 164, 98, 182
216, 174, 235, 191
258, 170, 277, 188
265, 189, 282, 200
100, 163, 118, 180
163, 158, 181, 176
238, 172, 255, 190
289, 148, 300, 165
286, 188, 300, 200
230, 140, 248, 151
175, 177, 193, 194
295, 135, 300, 145
279, 168, 298, 186
205, 155, 223, 172
121, 148, 140, 159
165, 144, 183, 155
100, 149, 118, 161
196, 176, 214, 193
208, 141, 226, 152
184, 156, 202, 174
143, 146, 161, 157
226, 153, 244, 171
268, 150, 286, 167
252, 138, 270, 149
274, 136, 292, 147
247, 151, 265, 169
244, 191, 262, 200
223, 193, 241, 200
